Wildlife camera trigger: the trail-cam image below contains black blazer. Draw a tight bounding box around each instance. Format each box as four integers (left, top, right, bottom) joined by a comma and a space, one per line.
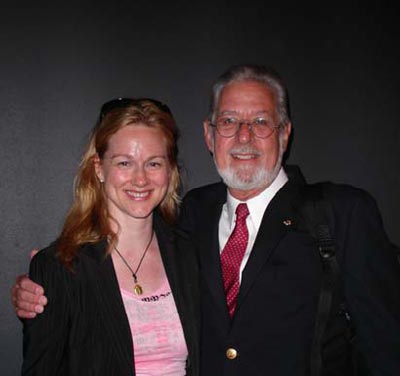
22, 213, 200, 376
180, 166, 400, 376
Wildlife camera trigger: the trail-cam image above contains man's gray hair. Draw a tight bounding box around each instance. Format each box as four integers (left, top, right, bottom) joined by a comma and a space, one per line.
208, 64, 291, 126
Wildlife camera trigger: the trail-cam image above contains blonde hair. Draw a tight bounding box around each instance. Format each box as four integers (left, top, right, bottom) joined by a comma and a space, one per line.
56, 99, 180, 269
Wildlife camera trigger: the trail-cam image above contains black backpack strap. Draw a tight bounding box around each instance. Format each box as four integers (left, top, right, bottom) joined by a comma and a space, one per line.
299, 183, 342, 376
393, 243, 400, 265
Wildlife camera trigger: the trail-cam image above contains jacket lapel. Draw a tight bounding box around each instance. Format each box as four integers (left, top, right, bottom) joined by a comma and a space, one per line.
236, 179, 303, 313
154, 215, 177, 297
154, 215, 198, 374
83, 242, 134, 375
153, 215, 187, 329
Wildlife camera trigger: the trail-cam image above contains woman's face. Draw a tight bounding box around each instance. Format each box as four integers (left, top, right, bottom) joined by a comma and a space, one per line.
95, 124, 170, 225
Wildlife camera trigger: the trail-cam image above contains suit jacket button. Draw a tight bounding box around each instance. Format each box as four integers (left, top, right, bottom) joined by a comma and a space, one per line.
226, 348, 238, 360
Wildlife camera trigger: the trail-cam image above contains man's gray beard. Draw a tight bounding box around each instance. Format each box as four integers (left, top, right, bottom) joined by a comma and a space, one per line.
214, 134, 285, 191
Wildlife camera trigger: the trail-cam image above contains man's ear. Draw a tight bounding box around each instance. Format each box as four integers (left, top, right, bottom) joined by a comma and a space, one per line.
203, 120, 214, 153
281, 121, 292, 152
93, 154, 104, 183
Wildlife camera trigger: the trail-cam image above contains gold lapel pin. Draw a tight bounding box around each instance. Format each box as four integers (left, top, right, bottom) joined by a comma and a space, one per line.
283, 219, 293, 226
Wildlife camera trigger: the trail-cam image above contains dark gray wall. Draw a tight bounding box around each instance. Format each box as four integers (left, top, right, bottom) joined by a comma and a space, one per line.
1, 2, 399, 374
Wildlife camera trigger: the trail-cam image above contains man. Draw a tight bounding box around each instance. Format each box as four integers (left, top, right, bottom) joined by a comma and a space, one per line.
12, 64, 400, 375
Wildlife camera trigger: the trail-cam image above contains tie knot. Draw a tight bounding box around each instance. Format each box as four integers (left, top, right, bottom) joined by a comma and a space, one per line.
235, 203, 249, 221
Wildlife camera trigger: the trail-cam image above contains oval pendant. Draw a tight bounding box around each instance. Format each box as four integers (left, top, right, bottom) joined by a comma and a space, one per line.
133, 284, 143, 295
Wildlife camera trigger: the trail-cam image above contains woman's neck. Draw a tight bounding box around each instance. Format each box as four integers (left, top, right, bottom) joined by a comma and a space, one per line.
111, 215, 154, 257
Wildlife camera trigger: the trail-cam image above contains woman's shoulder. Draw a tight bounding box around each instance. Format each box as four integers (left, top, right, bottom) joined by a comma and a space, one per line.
30, 240, 108, 279
30, 242, 58, 267
28, 242, 70, 289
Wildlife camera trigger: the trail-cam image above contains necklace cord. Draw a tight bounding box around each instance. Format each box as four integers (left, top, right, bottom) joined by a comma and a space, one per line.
114, 230, 155, 283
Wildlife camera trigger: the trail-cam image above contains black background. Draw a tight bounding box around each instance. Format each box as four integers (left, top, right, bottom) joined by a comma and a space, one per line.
1, 2, 399, 374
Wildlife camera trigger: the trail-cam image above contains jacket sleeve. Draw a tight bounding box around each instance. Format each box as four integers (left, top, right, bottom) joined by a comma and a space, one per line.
22, 248, 71, 375
342, 190, 400, 375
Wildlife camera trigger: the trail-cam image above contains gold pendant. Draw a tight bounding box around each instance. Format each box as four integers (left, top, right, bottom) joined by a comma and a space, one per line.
133, 284, 143, 296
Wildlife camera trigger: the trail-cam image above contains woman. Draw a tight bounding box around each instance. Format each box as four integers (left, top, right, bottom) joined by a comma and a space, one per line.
21, 98, 200, 375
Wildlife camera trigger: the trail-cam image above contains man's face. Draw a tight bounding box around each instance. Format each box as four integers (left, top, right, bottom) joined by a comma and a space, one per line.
204, 80, 291, 200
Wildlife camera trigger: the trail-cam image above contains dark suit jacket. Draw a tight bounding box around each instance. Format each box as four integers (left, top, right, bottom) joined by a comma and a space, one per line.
22, 213, 200, 376
180, 166, 400, 376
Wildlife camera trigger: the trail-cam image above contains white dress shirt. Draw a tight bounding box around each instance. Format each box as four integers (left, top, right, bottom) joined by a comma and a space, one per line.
218, 168, 288, 282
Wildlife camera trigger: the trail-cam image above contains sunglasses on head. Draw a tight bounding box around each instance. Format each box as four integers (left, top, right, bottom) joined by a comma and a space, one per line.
99, 97, 172, 119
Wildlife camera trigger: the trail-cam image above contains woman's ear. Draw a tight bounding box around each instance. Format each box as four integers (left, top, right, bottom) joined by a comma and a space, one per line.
93, 154, 104, 183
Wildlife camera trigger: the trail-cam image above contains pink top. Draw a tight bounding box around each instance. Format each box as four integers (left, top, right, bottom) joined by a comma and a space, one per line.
120, 276, 188, 375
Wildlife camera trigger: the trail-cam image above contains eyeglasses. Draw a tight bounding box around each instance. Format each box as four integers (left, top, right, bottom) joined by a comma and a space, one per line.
209, 116, 281, 138
99, 97, 172, 119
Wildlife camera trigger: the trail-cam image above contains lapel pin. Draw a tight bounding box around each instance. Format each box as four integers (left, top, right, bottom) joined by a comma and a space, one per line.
283, 219, 293, 226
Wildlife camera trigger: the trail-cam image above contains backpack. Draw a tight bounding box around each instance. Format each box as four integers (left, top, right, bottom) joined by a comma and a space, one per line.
298, 182, 392, 376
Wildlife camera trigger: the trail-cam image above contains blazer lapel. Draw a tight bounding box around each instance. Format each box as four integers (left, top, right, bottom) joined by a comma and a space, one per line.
154, 216, 177, 298
236, 181, 302, 312
153, 215, 187, 324
84, 242, 134, 375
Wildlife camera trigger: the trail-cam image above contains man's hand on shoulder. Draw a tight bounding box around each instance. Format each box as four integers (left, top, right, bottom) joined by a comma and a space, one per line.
11, 250, 48, 319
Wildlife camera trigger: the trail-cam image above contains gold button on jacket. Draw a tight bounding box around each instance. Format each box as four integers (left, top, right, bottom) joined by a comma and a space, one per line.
226, 348, 238, 360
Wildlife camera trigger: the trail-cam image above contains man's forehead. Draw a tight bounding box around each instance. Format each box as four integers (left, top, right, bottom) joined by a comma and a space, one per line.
216, 110, 273, 117
222, 79, 272, 92
218, 81, 275, 102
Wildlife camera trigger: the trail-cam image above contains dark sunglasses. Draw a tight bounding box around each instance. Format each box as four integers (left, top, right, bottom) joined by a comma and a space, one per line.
99, 97, 172, 119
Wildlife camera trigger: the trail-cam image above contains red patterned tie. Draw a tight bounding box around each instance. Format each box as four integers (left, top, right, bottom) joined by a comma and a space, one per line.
220, 203, 249, 317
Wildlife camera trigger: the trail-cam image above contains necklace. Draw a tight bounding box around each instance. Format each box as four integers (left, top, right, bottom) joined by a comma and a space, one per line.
114, 230, 155, 296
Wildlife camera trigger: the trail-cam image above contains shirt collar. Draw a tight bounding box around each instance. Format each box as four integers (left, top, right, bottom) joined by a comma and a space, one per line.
226, 167, 288, 229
